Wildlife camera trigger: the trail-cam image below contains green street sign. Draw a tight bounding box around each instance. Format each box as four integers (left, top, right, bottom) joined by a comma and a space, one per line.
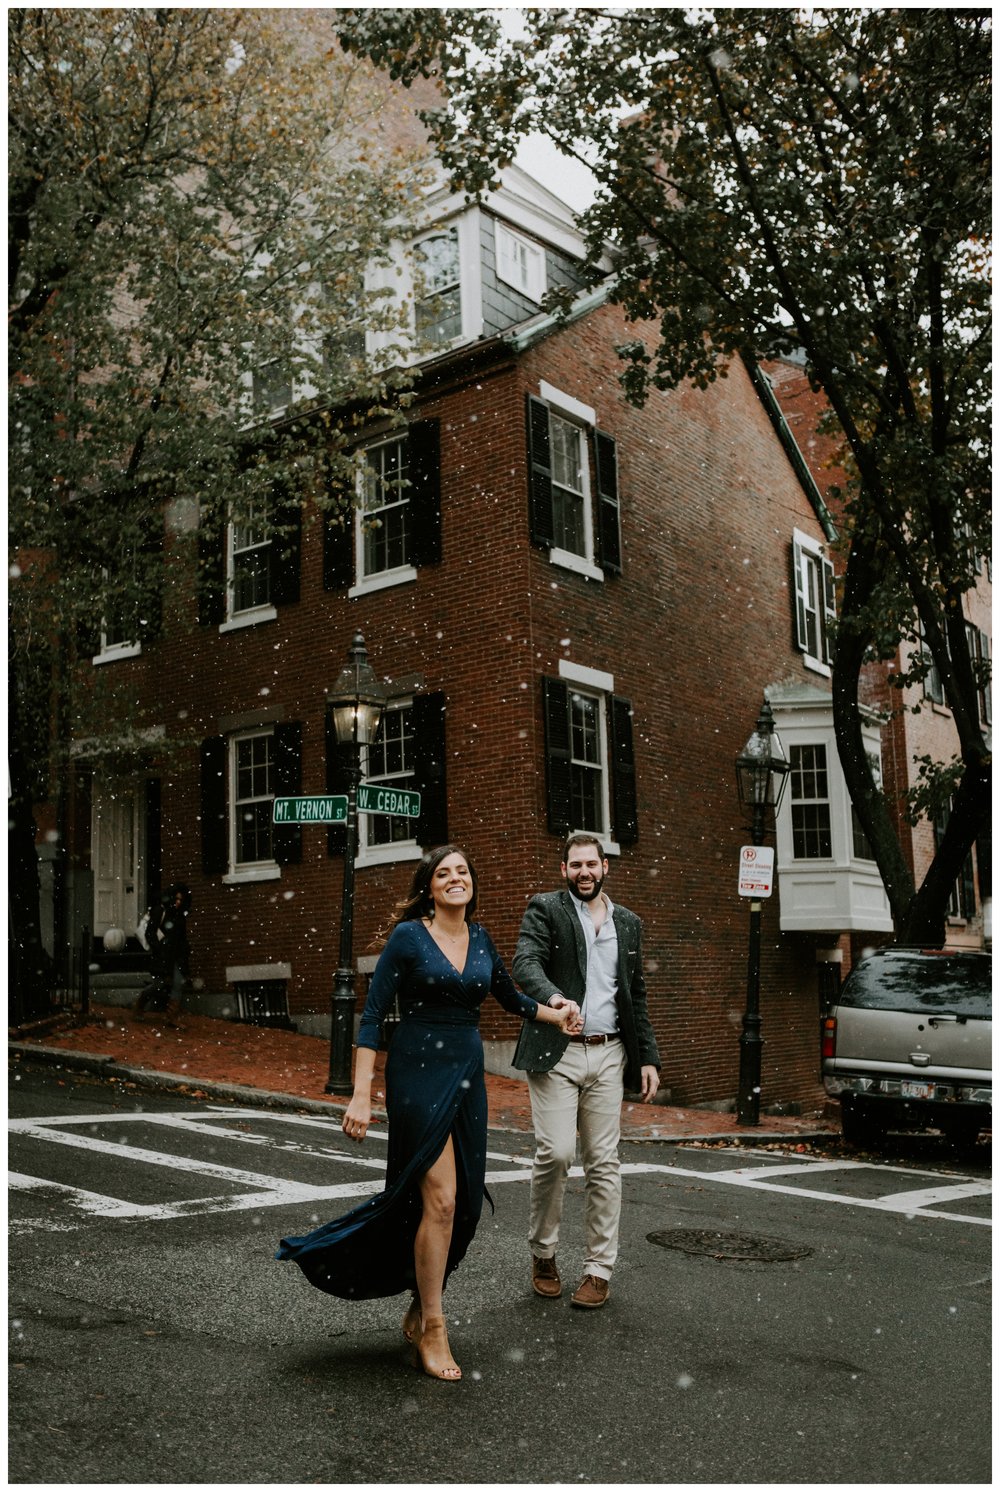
357, 783, 422, 818
272, 795, 348, 825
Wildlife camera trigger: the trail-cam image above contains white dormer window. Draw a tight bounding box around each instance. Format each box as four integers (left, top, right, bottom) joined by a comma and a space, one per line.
414, 226, 462, 345
497, 222, 546, 303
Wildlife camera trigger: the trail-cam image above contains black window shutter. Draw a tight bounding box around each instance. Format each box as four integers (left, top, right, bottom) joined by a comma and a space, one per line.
270, 484, 302, 607
200, 736, 229, 875
198, 519, 226, 626
77, 601, 102, 661
610, 695, 638, 845
542, 676, 572, 836
325, 714, 349, 856
272, 721, 302, 865
144, 777, 162, 909
593, 429, 622, 575
411, 691, 448, 847
323, 464, 355, 591
408, 419, 442, 568
138, 504, 164, 642
526, 394, 555, 549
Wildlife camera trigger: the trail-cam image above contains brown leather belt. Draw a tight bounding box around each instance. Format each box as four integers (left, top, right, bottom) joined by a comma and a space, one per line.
568, 1033, 620, 1045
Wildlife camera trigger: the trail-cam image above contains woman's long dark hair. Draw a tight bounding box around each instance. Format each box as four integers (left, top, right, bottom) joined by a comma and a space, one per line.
392, 844, 479, 927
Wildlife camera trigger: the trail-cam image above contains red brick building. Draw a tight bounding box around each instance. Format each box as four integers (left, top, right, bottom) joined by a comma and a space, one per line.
62, 169, 910, 1113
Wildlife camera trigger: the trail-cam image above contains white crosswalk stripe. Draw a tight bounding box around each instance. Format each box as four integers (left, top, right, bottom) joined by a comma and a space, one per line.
8, 1110, 990, 1230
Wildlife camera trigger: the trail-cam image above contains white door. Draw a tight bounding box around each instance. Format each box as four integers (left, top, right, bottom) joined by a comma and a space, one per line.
92, 779, 142, 937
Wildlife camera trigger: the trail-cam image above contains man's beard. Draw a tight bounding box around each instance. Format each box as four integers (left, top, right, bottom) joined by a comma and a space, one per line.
569, 873, 604, 903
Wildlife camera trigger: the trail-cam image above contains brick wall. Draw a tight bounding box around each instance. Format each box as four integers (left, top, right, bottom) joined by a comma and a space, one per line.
73, 305, 850, 1110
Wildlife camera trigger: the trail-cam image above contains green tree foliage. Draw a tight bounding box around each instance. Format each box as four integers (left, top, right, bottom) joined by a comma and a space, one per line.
8, 9, 420, 1008
339, 6, 991, 943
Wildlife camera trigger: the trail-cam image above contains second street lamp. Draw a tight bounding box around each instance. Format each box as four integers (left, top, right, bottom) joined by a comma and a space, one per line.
734, 698, 790, 1126
325, 632, 386, 1096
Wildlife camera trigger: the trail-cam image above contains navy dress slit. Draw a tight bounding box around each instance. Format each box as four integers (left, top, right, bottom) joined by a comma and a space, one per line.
276, 920, 538, 1300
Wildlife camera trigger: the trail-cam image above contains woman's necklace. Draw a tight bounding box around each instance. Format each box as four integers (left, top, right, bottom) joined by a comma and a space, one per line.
426, 918, 467, 945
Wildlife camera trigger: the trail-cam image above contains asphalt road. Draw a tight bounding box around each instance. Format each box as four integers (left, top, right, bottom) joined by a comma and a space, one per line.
8, 1065, 992, 1487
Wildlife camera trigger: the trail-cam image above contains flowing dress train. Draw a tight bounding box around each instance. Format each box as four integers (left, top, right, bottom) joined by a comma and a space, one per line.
276, 920, 538, 1299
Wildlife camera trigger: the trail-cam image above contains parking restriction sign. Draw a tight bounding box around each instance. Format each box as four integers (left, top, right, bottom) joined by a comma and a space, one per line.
738, 845, 775, 898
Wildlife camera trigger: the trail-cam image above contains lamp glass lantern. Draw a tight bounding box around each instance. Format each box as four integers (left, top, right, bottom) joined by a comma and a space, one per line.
327, 633, 386, 750
736, 700, 790, 826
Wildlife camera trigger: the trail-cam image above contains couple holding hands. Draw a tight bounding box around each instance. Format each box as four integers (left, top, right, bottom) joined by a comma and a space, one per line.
277, 834, 661, 1382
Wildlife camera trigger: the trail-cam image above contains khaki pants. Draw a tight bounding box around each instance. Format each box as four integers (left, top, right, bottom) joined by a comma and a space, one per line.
526, 1040, 626, 1281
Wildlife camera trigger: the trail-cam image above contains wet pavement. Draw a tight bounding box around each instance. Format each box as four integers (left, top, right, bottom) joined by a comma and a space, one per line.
9, 1005, 838, 1143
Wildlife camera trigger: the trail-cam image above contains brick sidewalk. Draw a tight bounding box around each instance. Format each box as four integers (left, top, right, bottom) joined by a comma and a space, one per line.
10, 1005, 837, 1142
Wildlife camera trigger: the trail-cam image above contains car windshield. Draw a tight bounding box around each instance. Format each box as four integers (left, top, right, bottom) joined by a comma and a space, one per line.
840, 954, 992, 1018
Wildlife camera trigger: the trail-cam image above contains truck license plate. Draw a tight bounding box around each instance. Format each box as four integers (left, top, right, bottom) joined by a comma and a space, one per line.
901, 1080, 934, 1099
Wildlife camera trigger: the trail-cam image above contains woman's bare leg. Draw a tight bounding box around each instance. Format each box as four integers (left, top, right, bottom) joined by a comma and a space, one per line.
413, 1137, 461, 1379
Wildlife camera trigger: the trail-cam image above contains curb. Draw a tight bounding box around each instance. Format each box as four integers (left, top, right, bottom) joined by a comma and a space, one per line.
9, 1042, 373, 1121
9, 1041, 839, 1145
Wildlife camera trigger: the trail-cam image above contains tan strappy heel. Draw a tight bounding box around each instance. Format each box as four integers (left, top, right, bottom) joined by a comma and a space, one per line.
414, 1315, 461, 1381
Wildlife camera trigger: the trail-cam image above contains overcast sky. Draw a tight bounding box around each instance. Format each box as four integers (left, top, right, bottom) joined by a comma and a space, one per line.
515, 132, 599, 212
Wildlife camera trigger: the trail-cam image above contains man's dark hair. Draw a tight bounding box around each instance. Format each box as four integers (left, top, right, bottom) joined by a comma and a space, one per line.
562, 832, 606, 862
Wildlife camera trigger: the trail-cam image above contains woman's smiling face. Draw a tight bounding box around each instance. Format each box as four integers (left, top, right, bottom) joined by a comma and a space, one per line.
429, 853, 473, 914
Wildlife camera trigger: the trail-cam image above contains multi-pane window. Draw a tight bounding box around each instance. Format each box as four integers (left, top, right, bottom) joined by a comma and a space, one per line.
527, 390, 622, 578
792, 530, 835, 671
935, 803, 977, 920
569, 689, 604, 834
497, 223, 545, 301
550, 414, 587, 557
790, 743, 833, 859
324, 277, 365, 368
851, 751, 881, 861
99, 562, 138, 655
414, 227, 461, 344
229, 499, 271, 615
361, 438, 410, 578
364, 704, 416, 849
252, 360, 292, 414
232, 731, 274, 867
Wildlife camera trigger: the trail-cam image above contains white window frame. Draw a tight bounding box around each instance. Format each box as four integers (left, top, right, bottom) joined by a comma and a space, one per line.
558, 660, 620, 855
221, 500, 277, 632
792, 528, 835, 677
497, 222, 546, 302
540, 381, 603, 583
355, 698, 423, 867
93, 563, 142, 663
413, 224, 463, 346
788, 742, 834, 862
225, 728, 280, 883
349, 435, 418, 599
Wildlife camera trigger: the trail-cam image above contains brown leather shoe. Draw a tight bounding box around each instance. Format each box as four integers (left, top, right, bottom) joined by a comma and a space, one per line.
531, 1255, 562, 1298
570, 1274, 610, 1309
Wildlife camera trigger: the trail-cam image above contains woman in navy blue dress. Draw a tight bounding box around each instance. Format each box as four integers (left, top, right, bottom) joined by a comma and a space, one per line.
277, 844, 581, 1381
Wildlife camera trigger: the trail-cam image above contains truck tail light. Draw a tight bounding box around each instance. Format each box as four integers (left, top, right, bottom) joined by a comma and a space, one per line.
821, 1016, 837, 1060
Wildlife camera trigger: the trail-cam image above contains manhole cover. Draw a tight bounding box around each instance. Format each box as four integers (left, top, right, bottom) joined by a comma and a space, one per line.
647, 1227, 813, 1262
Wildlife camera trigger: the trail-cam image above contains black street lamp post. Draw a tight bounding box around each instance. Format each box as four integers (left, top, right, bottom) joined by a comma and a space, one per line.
325, 633, 386, 1095
734, 699, 790, 1126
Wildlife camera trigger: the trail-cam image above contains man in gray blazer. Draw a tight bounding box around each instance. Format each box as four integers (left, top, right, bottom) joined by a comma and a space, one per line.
512, 833, 661, 1309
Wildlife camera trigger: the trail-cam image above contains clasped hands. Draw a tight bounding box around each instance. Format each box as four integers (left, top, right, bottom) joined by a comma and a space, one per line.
548, 994, 585, 1035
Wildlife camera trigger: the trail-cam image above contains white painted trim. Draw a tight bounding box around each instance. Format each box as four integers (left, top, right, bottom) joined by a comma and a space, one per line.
355, 843, 424, 869
93, 641, 142, 665
559, 659, 615, 692
219, 606, 277, 635
549, 548, 604, 583
226, 963, 292, 983
222, 866, 281, 885
348, 567, 418, 600
538, 380, 597, 427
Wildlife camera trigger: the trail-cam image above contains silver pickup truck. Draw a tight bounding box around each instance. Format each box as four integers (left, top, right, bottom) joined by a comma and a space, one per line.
822, 947, 992, 1151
